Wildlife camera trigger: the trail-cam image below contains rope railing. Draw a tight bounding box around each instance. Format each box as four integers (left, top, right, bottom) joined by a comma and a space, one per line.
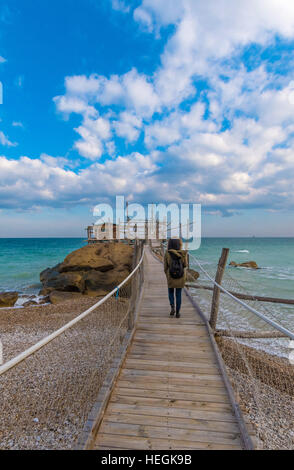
189, 253, 294, 340
185, 249, 294, 450
0, 246, 145, 377
153, 241, 294, 449
0, 242, 145, 450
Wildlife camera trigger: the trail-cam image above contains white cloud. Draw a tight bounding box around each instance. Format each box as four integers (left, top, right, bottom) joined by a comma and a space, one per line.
0, 153, 158, 209
114, 112, 142, 142
46, 0, 294, 213
65, 74, 101, 96
133, 7, 154, 32
145, 114, 181, 147
74, 137, 104, 160
0, 56, 6, 64
112, 0, 130, 13
12, 121, 24, 128
54, 95, 97, 117
39, 153, 76, 169
0, 131, 17, 147
122, 69, 159, 116
74, 116, 111, 160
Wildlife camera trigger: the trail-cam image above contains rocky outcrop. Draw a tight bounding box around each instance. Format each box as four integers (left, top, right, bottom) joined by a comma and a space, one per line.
23, 300, 38, 307
229, 261, 259, 269
83, 268, 130, 295
40, 242, 134, 303
187, 268, 200, 281
39, 271, 85, 295
58, 244, 114, 272
49, 291, 84, 305
0, 292, 19, 308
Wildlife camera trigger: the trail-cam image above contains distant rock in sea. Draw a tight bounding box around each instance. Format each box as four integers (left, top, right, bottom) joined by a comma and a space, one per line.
229, 261, 259, 269
187, 268, 200, 281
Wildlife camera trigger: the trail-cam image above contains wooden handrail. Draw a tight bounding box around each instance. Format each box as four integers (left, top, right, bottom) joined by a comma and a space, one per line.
186, 283, 294, 305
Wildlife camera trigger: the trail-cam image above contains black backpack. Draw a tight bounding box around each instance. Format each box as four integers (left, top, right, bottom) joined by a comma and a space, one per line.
169, 252, 184, 279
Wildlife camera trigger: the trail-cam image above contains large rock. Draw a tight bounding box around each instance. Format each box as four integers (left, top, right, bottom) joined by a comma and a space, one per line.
0, 292, 19, 308
59, 245, 114, 273
39, 242, 134, 303
229, 261, 259, 269
40, 271, 85, 294
84, 268, 131, 296
107, 243, 134, 269
49, 291, 84, 305
40, 264, 62, 283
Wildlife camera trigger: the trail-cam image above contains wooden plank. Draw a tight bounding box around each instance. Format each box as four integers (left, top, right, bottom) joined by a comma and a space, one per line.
138, 317, 203, 325
134, 335, 210, 345
128, 353, 218, 366
94, 434, 240, 450
107, 402, 237, 423
129, 347, 217, 361
120, 369, 225, 384
132, 342, 212, 352
117, 379, 229, 397
111, 393, 233, 413
102, 411, 239, 433
129, 348, 217, 359
125, 358, 219, 374
137, 323, 207, 332
99, 422, 242, 447
187, 283, 294, 305
114, 386, 230, 404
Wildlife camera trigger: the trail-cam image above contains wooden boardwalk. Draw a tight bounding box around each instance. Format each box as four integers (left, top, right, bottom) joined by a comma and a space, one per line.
93, 248, 244, 450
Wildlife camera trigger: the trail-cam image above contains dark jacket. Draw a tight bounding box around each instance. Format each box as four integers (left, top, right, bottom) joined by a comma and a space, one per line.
164, 249, 188, 288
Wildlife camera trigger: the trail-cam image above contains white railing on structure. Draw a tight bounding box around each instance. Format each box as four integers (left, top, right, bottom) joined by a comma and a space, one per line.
0, 246, 145, 377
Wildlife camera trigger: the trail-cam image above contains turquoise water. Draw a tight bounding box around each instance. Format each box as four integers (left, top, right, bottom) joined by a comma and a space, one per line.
0, 238, 86, 294
0, 237, 293, 301
190, 238, 294, 300
189, 238, 294, 357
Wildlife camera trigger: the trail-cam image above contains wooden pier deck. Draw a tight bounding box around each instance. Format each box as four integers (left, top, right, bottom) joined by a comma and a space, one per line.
93, 247, 244, 450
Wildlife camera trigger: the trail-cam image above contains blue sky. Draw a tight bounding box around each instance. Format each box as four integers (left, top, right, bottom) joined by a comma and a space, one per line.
0, 0, 294, 237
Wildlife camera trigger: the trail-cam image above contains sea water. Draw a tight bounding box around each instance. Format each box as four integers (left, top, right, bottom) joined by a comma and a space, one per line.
0, 237, 293, 298
189, 238, 294, 357
0, 238, 86, 295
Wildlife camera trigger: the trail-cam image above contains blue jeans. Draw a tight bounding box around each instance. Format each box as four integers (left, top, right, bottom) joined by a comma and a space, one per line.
168, 288, 182, 314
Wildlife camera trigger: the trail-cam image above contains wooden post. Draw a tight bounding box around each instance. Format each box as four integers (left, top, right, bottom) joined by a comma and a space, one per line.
145, 220, 148, 245
161, 242, 165, 260
210, 248, 230, 330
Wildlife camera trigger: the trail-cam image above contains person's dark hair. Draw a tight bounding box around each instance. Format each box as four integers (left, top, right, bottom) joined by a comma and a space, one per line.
168, 238, 182, 250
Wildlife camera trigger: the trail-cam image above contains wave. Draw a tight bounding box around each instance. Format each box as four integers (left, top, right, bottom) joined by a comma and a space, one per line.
233, 250, 250, 253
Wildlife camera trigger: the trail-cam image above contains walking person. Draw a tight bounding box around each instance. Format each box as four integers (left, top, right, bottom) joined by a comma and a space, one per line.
164, 238, 188, 318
